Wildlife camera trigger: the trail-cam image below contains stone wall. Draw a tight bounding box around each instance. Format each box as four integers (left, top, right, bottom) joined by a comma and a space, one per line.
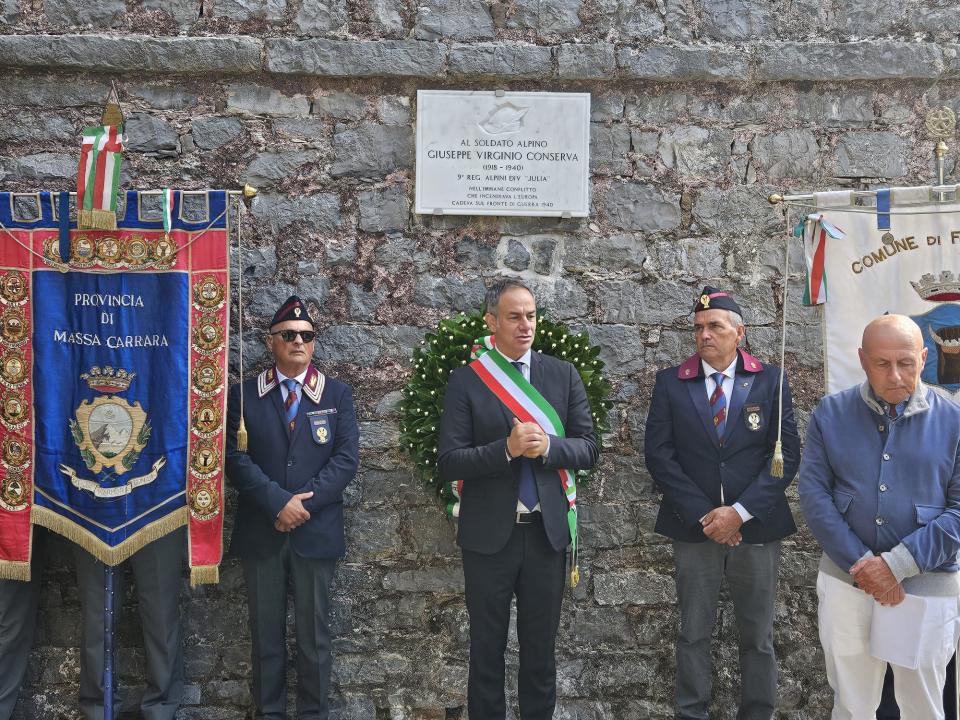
2, 0, 957, 717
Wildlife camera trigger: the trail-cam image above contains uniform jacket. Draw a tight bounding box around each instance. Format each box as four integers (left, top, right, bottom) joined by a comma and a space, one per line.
437, 350, 599, 554
225, 364, 360, 560
799, 382, 960, 577
644, 349, 800, 543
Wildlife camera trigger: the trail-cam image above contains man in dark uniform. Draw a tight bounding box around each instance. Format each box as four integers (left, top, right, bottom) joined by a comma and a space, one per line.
644, 286, 801, 720
0, 544, 42, 719
437, 278, 599, 720
226, 295, 359, 720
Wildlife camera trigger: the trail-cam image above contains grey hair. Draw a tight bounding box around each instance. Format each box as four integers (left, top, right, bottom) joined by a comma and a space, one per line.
727, 310, 744, 328
484, 278, 535, 315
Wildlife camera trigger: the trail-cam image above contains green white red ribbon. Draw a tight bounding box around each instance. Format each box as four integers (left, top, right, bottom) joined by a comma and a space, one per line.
77, 125, 123, 229
801, 213, 845, 306
162, 188, 174, 235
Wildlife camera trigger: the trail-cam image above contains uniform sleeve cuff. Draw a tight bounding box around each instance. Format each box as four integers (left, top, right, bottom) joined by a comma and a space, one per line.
732, 502, 753, 523
881, 544, 921, 583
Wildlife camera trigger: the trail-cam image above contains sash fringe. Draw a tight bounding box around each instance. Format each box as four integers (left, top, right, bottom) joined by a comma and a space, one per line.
190, 565, 219, 586
32, 505, 188, 566
78, 208, 117, 230
0, 560, 31, 581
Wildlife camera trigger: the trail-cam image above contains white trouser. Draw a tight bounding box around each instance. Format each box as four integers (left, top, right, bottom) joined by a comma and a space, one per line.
817, 571, 960, 720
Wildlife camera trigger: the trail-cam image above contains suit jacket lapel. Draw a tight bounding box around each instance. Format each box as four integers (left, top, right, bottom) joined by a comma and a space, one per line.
725, 373, 755, 442
289, 389, 310, 445
270, 387, 292, 439
687, 380, 720, 449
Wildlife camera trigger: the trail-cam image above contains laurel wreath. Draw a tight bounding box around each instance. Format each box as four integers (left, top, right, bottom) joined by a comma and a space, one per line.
399, 311, 612, 506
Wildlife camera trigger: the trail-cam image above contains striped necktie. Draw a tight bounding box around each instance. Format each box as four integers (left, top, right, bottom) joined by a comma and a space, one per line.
710, 371, 727, 440
511, 361, 539, 510
283, 378, 299, 432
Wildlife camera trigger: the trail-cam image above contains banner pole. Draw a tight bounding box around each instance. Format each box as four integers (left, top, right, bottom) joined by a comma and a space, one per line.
103, 564, 115, 720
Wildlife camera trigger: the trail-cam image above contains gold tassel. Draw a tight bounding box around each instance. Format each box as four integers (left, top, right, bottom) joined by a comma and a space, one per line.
570, 565, 580, 588
237, 416, 248, 452
0, 560, 31, 581
190, 565, 220, 587
770, 440, 784, 478
78, 208, 118, 231
32, 505, 188, 565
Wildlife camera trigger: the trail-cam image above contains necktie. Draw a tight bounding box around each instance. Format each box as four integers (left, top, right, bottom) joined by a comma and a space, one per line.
283, 378, 300, 432
511, 361, 539, 510
710, 372, 727, 440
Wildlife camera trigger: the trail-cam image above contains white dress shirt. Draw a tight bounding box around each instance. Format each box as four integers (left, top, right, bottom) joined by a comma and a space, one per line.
276, 366, 308, 402
702, 356, 753, 523
496, 348, 545, 513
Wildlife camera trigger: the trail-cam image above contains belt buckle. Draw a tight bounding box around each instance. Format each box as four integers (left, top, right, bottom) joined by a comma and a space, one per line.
516, 511, 530, 524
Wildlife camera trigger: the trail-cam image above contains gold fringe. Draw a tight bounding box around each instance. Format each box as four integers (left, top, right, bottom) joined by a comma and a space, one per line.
78, 208, 117, 231
770, 440, 784, 478
0, 560, 31, 581
190, 564, 219, 587
32, 505, 188, 566
570, 565, 580, 588
236, 416, 248, 452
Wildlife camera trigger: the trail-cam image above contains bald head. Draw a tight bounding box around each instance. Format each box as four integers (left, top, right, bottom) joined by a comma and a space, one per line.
859, 314, 927, 404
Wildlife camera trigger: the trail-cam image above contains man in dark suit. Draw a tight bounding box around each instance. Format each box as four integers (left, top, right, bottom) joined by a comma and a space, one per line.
437, 278, 599, 720
226, 295, 359, 720
644, 286, 801, 720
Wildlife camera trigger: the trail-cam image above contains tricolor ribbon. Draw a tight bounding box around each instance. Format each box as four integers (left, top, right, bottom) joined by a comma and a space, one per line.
77, 125, 124, 230
162, 188, 174, 236
468, 335, 580, 587
800, 213, 845, 306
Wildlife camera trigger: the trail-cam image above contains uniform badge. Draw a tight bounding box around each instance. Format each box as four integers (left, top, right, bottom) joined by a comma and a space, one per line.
0, 470, 28, 511
193, 276, 225, 311
744, 404, 764, 431
310, 415, 330, 445
189, 481, 220, 520
0, 272, 27, 304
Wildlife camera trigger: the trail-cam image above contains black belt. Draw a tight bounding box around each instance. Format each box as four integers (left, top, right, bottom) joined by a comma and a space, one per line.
516, 511, 541, 524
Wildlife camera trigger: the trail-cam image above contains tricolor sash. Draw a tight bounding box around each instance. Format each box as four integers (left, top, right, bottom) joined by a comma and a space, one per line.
77, 125, 124, 230
468, 335, 580, 585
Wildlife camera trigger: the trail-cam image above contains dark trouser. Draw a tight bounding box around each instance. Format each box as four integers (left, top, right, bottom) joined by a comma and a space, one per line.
242, 541, 337, 720
0, 545, 42, 720
673, 540, 781, 720
461, 517, 566, 720
74, 529, 185, 720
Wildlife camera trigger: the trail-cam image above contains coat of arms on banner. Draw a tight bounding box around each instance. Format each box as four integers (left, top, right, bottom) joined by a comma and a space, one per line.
801, 187, 960, 399
0, 189, 230, 583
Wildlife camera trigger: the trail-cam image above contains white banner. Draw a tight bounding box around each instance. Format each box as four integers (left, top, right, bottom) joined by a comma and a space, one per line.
813, 186, 960, 398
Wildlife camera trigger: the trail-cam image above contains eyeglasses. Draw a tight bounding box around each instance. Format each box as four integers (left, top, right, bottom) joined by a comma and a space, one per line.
269, 329, 316, 343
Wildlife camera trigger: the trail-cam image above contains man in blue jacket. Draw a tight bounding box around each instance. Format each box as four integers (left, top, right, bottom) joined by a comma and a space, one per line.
645, 286, 800, 720
226, 296, 359, 720
799, 314, 960, 719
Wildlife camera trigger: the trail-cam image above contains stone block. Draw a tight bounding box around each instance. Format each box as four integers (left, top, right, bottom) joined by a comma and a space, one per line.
454, 235, 496, 266
346, 283, 387, 321
377, 96, 411, 125
0, 35, 263, 73
594, 570, 676, 605
537, 276, 590, 319
448, 42, 553, 78
234, 245, 277, 280
592, 0, 664, 39
382, 566, 464, 593
625, 90, 692, 125
692, 185, 780, 236
558, 43, 615, 80
266, 39, 446, 77
794, 89, 874, 127
251, 192, 342, 233
4, 77, 109, 106
590, 124, 631, 176
371, 0, 406, 35
578, 504, 640, 548
216, 0, 285, 21
248, 281, 296, 318
192, 117, 243, 150
374, 236, 432, 271
315, 326, 381, 366
503, 238, 531, 270
631, 130, 658, 156
358, 184, 410, 233
579, 324, 645, 375
348, 509, 402, 556
700, 0, 774, 40
413, 275, 486, 311
124, 113, 179, 157
756, 40, 942, 81
651, 237, 723, 278
129, 84, 199, 110
273, 118, 328, 141
44, 0, 124, 26
9, 153, 75, 181
618, 45, 749, 81
563, 234, 647, 272
658, 126, 732, 177
294, 0, 349, 34
835, 0, 906, 36
832, 131, 908, 178
227, 84, 311, 117
330, 123, 413, 178
141, 0, 198, 26
405, 507, 457, 555
245, 150, 320, 187
604, 182, 681, 232
595, 279, 692, 324
591, 92, 626, 121
751, 129, 819, 180
294, 276, 330, 307
413, 0, 494, 40
530, 236, 557, 274
0, 115, 74, 143
312, 92, 367, 121
325, 239, 358, 266
1, 0, 17, 23
507, 0, 582, 34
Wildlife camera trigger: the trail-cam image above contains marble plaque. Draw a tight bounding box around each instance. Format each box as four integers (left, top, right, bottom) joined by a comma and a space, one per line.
415, 90, 590, 217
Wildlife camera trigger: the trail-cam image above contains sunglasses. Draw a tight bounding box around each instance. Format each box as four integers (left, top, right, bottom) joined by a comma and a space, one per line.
269, 329, 316, 343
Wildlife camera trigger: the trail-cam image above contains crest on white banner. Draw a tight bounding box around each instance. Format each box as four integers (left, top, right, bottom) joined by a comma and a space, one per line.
805, 186, 960, 399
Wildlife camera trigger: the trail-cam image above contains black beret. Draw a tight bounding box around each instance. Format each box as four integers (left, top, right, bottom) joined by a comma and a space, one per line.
269, 295, 315, 329
692, 286, 742, 316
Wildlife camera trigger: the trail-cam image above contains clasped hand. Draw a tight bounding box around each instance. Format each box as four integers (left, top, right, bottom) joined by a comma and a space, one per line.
507, 417, 548, 459
701, 506, 742, 546
850, 556, 905, 606
275, 491, 314, 532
